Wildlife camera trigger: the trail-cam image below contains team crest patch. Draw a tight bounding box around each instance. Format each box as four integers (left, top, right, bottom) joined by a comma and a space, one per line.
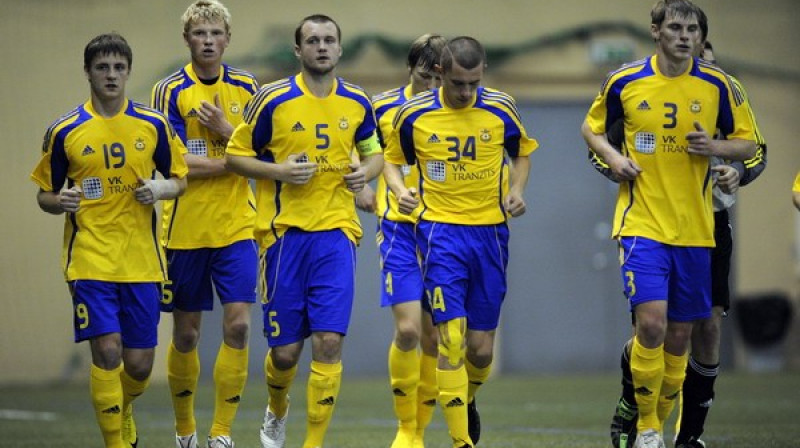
134, 138, 146, 151
229, 102, 241, 115
480, 129, 491, 142
339, 117, 349, 130
690, 100, 702, 113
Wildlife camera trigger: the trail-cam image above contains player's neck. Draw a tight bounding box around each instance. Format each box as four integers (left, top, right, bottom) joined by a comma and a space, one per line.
655, 51, 691, 78
301, 69, 335, 98
90, 95, 125, 118
192, 61, 222, 81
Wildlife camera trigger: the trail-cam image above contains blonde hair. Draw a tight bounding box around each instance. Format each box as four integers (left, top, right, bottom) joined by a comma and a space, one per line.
182, 0, 231, 33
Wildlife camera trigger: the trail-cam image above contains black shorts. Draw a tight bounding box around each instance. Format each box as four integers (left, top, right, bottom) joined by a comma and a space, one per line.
711, 209, 732, 312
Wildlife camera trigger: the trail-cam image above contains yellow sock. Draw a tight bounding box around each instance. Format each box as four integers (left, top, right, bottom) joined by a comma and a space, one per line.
437, 365, 471, 447
120, 367, 147, 445
210, 343, 248, 438
303, 360, 342, 448
389, 343, 420, 433
416, 353, 438, 440
167, 343, 200, 436
465, 358, 491, 404
658, 351, 688, 432
90, 364, 124, 448
630, 336, 664, 432
120, 368, 149, 412
265, 350, 297, 418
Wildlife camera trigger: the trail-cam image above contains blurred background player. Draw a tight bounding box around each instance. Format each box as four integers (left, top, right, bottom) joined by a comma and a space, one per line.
384, 36, 537, 448
150, 1, 260, 447
581, 1, 758, 447
225, 14, 383, 448
31, 33, 188, 448
357, 33, 447, 448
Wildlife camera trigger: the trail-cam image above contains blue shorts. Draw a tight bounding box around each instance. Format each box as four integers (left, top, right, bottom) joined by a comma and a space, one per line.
163, 239, 258, 312
70, 280, 161, 348
619, 236, 712, 322
262, 229, 356, 346
378, 219, 424, 307
416, 221, 509, 330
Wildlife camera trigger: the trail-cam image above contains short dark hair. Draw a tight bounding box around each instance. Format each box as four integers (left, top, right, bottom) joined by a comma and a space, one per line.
84, 33, 132, 70
440, 36, 485, 73
650, 0, 702, 30
407, 34, 447, 71
295, 14, 341, 46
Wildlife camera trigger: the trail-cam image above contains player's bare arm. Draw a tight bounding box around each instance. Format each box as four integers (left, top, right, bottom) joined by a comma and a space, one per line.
226, 152, 317, 184
383, 162, 418, 215
581, 120, 642, 181
686, 121, 756, 160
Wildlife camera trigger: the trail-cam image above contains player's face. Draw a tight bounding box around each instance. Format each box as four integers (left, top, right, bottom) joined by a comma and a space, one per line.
409, 64, 440, 95
651, 12, 701, 63
184, 19, 230, 68
85, 52, 129, 103
439, 60, 483, 109
295, 20, 341, 76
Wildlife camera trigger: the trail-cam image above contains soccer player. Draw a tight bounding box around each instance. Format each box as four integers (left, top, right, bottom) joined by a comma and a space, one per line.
384, 36, 537, 448
593, 38, 767, 448
224, 14, 383, 448
150, 2, 259, 447
362, 33, 447, 448
581, 1, 758, 447
31, 33, 188, 448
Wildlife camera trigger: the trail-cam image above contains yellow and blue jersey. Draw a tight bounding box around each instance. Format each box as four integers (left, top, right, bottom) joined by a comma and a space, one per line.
384, 86, 538, 225
585, 55, 757, 247
31, 98, 189, 282
226, 73, 380, 249
372, 84, 420, 223
151, 63, 258, 249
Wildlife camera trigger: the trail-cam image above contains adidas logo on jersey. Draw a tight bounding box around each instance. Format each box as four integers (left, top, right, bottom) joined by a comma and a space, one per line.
82, 145, 95, 156
186, 109, 198, 118
428, 134, 441, 143
316, 396, 335, 406
637, 100, 651, 111
445, 397, 465, 408
291, 121, 305, 132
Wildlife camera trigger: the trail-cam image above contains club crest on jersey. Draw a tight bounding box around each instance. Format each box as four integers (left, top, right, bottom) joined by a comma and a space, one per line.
480, 129, 491, 142
690, 100, 702, 113
229, 102, 241, 115
339, 117, 349, 130
134, 138, 146, 151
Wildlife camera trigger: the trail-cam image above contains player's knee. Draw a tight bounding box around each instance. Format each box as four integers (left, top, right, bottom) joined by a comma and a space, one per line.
223, 318, 250, 347
394, 321, 421, 350
438, 320, 466, 367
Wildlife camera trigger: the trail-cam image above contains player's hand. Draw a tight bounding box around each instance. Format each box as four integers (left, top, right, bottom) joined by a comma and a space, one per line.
687, 121, 717, 157
59, 186, 82, 213
397, 187, 419, 215
198, 93, 234, 138
712, 164, 740, 194
281, 152, 317, 185
608, 152, 642, 182
344, 161, 366, 192
135, 177, 160, 204
355, 184, 377, 212
504, 192, 526, 217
